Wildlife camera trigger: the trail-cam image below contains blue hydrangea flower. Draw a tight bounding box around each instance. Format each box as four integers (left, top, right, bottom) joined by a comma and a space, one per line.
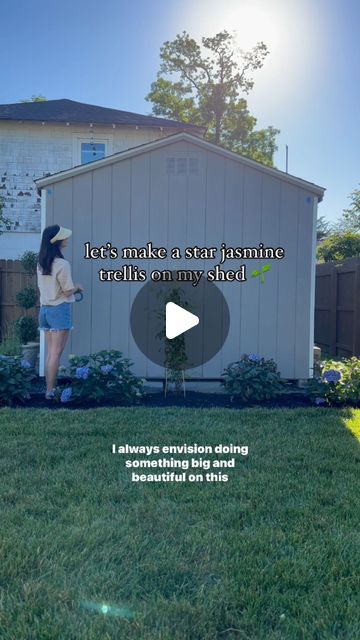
322, 369, 341, 384
248, 354, 261, 363
315, 397, 326, 405
20, 359, 31, 368
75, 366, 90, 380
60, 387, 72, 402
100, 364, 113, 374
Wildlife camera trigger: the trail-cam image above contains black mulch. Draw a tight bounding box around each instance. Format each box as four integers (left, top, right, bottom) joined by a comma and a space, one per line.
5, 376, 320, 410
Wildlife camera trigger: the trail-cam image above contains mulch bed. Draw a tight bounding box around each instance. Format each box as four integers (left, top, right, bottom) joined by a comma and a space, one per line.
4, 376, 318, 410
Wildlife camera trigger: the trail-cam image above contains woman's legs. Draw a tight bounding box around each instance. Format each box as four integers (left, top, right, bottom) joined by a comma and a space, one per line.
45, 329, 70, 392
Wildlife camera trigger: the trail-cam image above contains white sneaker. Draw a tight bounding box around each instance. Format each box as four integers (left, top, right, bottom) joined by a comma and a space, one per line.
45, 390, 55, 400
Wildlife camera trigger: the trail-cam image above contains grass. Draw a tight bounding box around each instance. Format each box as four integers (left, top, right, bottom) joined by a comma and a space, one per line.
0, 406, 359, 639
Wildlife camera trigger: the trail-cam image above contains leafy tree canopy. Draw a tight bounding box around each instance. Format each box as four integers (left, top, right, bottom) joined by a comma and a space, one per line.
146, 30, 279, 167
317, 215, 331, 241
20, 95, 47, 103
317, 231, 360, 262
332, 187, 360, 233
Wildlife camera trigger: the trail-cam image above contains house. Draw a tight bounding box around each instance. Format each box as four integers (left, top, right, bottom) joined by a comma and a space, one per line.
0, 99, 205, 258
35, 131, 325, 380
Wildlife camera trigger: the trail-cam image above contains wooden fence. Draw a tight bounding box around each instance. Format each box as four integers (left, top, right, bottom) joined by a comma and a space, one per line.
0, 260, 39, 341
315, 257, 360, 357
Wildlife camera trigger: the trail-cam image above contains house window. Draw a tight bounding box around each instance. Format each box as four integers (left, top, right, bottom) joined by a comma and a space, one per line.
81, 142, 106, 164
73, 135, 113, 167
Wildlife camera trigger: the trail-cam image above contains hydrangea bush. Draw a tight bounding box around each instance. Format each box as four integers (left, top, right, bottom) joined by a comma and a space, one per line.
308, 357, 360, 405
0, 355, 35, 405
57, 350, 144, 404
221, 354, 284, 403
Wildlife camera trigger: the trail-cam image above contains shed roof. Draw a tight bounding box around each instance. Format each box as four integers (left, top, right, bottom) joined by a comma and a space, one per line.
0, 98, 205, 132
35, 131, 325, 201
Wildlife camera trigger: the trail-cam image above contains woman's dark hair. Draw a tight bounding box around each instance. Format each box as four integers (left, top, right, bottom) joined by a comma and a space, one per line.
38, 225, 64, 275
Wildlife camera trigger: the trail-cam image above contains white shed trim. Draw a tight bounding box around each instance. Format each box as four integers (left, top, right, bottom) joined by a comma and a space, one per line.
35, 131, 325, 201
39, 188, 46, 377
308, 197, 318, 376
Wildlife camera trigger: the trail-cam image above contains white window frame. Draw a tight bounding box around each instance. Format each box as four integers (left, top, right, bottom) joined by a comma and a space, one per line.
72, 134, 113, 166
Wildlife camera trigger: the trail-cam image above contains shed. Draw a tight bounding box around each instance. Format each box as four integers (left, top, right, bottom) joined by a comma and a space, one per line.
35, 132, 325, 380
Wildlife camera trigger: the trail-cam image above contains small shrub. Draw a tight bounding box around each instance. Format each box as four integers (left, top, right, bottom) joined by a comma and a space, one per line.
307, 357, 360, 405
317, 232, 360, 262
15, 287, 38, 309
56, 350, 145, 404
0, 355, 36, 405
20, 250, 38, 274
221, 354, 284, 402
15, 316, 38, 344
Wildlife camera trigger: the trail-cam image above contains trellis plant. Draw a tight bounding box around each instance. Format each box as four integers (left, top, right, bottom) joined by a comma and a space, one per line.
156, 286, 190, 393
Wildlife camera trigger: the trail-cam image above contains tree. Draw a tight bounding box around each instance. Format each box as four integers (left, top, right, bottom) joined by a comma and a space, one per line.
333, 187, 360, 233
20, 95, 47, 103
317, 215, 331, 241
317, 232, 360, 262
146, 30, 279, 166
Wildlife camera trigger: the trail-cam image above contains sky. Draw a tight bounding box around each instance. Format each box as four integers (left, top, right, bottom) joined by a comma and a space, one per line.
1, 0, 359, 224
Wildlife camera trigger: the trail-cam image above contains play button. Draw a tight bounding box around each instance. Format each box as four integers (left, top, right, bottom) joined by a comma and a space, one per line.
130, 273, 230, 370
166, 302, 199, 339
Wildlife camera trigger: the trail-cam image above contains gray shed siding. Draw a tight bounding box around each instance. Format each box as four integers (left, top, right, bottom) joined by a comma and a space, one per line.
43, 139, 318, 379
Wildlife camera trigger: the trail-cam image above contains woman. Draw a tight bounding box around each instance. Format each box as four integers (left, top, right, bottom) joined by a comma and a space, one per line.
37, 224, 84, 399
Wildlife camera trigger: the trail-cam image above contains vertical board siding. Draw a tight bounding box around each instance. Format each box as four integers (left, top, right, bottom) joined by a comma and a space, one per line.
146, 148, 171, 377
258, 175, 281, 362
240, 166, 262, 355
91, 166, 112, 353
72, 172, 93, 357
202, 151, 226, 377
46, 187, 54, 225
167, 146, 188, 255
221, 159, 244, 370
42, 141, 318, 380
128, 154, 150, 375
110, 160, 131, 355
184, 145, 207, 378
276, 183, 299, 378
166, 143, 194, 375
294, 193, 315, 377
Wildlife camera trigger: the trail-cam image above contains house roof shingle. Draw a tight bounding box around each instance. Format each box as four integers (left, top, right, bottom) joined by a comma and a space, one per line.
0, 98, 205, 132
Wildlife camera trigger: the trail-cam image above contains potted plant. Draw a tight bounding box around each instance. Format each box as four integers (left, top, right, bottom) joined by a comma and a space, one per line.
15, 251, 39, 370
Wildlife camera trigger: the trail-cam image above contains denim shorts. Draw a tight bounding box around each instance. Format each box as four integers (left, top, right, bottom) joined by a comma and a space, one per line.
38, 302, 73, 332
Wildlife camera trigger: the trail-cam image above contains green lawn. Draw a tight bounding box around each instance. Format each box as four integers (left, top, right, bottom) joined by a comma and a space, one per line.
0, 407, 359, 640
